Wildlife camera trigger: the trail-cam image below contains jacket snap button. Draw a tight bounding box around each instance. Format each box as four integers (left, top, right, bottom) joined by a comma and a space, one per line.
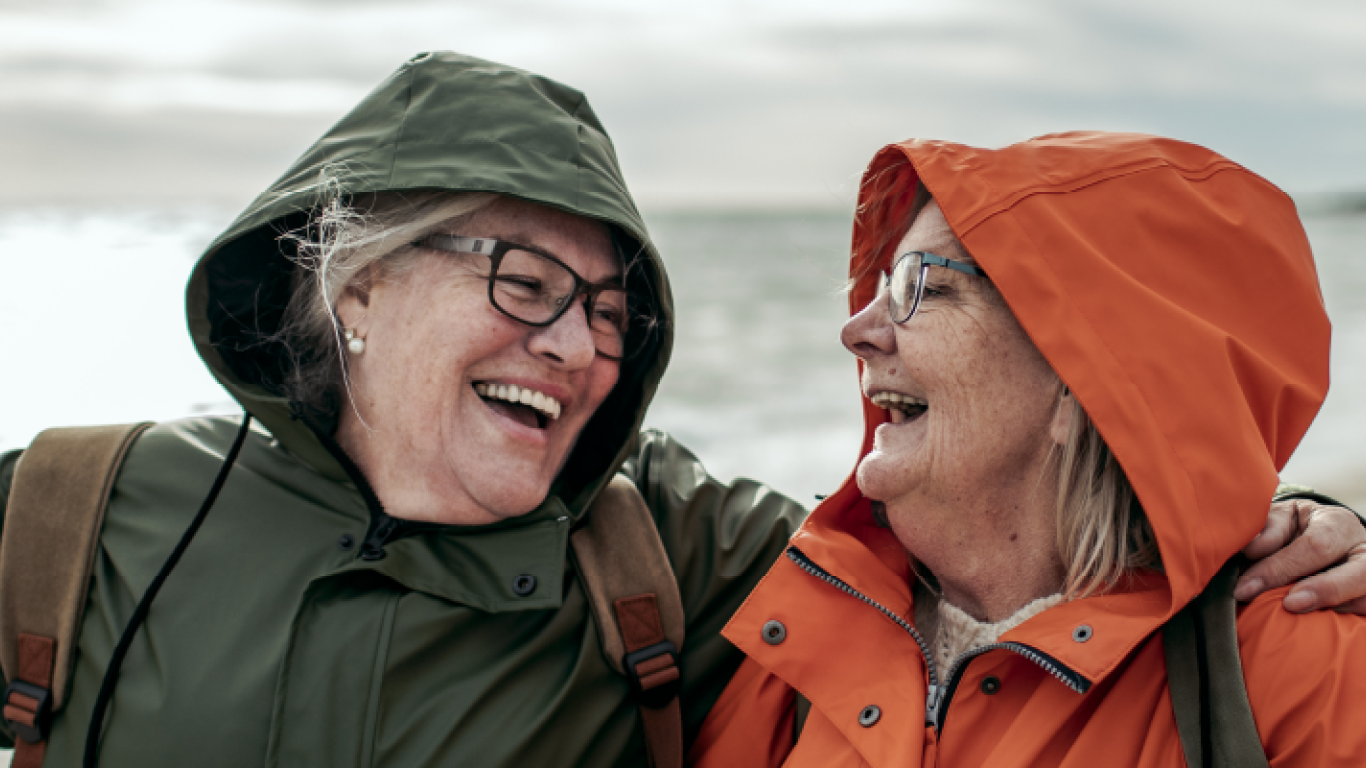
337, 533, 355, 551
512, 574, 537, 596
858, 705, 881, 727
1072, 624, 1094, 643
761, 620, 786, 645
980, 676, 1001, 695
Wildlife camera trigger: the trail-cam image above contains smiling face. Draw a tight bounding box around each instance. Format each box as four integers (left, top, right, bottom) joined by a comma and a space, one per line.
841, 200, 1068, 613
334, 196, 622, 525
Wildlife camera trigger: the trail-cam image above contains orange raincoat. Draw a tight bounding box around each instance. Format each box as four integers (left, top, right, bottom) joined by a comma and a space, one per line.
690, 133, 1365, 767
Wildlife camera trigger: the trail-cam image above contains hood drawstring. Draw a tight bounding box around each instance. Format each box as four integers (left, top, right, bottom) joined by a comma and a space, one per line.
83, 412, 253, 768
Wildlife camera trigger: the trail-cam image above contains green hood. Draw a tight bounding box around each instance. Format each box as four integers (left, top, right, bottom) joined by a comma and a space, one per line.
187, 51, 673, 517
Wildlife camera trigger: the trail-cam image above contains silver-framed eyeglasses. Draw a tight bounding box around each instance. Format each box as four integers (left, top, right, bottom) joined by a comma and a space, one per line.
883, 250, 988, 323
418, 234, 640, 361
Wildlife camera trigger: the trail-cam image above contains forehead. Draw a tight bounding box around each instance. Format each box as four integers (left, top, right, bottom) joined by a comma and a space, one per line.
465, 197, 618, 278
895, 201, 975, 266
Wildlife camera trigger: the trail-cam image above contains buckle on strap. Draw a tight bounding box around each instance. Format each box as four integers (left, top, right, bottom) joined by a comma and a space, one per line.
3, 679, 52, 744
623, 640, 681, 708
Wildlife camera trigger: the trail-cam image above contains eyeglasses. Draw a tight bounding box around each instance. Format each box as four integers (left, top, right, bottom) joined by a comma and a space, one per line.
418, 234, 646, 361
883, 250, 988, 323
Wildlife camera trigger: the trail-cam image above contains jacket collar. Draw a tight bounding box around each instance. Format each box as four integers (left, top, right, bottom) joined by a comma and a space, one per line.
723, 478, 1174, 734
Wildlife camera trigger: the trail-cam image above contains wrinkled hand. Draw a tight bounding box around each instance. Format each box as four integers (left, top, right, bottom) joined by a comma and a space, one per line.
1236, 498, 1366, 614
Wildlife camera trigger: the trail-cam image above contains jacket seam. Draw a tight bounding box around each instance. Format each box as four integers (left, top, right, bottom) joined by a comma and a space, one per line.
955, 158, 1247, 238
360, 592, 399, 767
386, 65, 418, 188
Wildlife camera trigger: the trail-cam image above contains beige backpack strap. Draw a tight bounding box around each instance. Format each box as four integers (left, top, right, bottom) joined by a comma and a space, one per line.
570, 474, 685, 768
0, 422, 153, 766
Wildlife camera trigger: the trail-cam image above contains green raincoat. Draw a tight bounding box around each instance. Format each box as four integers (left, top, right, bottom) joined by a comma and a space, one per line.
0, 52, 805, 766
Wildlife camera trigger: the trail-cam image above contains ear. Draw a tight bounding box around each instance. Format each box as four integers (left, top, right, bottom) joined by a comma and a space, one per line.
334, 266, 377, 335
1048, 385, 1075, 448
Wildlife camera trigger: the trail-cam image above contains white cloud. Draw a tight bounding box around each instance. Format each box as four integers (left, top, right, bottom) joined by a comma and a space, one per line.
0, 0, 1363, 205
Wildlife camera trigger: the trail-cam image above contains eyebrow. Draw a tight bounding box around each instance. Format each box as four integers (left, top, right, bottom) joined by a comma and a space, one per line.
485, 233, 625, 284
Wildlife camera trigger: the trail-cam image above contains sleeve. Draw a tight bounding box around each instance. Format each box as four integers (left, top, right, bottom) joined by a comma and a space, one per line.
687, 657, 797, 768
0, 448, 22, 748
0, 448, 22, 538
1274, 483, 1362, 525
618, 429, 809, 749
1237, 586, 1366, 767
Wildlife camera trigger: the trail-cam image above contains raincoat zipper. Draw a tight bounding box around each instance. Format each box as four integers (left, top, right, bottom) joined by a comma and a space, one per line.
293, 405, 440, 561
785, 546, 1089, 734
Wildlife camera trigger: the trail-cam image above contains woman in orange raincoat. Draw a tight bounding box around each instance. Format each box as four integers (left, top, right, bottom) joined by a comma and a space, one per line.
689, 132, 1365, 767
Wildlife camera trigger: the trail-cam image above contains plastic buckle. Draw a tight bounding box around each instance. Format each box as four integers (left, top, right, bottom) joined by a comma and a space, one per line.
3, 679, 52, 744
622, 640, 680, 708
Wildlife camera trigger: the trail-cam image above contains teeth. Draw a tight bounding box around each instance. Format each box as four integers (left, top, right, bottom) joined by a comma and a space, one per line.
869, 391, 927, 412
475, 382, 563, 420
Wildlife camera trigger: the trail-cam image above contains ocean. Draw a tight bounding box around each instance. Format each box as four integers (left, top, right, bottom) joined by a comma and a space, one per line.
1, 207, 1363, 509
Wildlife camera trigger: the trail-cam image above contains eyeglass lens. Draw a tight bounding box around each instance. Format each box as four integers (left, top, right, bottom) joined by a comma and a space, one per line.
887, 251, 925, 323
492, 248, 630, 359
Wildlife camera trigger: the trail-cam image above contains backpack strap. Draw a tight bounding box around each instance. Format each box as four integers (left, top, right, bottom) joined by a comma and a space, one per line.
570, 474, 686, 768
793, 691, 811, 745
1162, 557, 1270, 768
0, 422, 152, 767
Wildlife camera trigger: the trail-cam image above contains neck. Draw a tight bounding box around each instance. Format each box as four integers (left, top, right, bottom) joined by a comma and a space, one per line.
334, 409, 500, 526
890, 482, 1064, 623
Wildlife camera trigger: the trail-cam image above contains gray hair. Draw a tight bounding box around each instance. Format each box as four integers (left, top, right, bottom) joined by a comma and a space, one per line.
277, 186, 496, 417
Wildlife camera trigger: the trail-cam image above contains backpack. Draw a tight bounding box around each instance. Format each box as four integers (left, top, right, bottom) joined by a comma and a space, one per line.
0, 423, 685, 768
792, 558, 1271, 768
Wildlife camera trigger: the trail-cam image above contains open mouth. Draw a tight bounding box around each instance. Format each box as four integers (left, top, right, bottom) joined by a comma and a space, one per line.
869, 391, 928, 424
475, 382, 562, 430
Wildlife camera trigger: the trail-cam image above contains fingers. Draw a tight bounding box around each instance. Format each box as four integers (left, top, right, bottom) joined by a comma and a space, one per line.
1333, 594, 1366, 615
1281, 544, 1366, 614
1235, 503, 1365, 601
1241, 499, 1309, 561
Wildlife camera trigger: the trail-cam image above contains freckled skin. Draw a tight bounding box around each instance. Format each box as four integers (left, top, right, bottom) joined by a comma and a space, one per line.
334, 197, 621, 525
841, 201, 1067, 622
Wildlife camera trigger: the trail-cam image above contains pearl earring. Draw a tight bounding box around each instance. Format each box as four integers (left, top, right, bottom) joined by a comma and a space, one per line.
344, 328, 366, 355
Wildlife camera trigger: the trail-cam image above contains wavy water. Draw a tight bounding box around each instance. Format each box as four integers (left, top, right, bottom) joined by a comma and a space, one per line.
1, 207, 1362, 509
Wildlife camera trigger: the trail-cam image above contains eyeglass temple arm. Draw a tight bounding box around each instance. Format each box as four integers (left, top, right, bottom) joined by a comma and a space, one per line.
420, 234, 499, 256
918, 252, 987, 277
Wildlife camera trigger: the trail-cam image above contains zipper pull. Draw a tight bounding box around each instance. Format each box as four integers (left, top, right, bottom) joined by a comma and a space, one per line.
924, 683, 943, 728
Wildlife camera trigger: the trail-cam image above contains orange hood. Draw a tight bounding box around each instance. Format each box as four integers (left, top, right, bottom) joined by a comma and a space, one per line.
810, 130, 1328, 643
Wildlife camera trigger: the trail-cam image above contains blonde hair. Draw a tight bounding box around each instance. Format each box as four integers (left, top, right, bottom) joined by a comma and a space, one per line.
1052, 393, 1162, 598
277, 180, 496, 417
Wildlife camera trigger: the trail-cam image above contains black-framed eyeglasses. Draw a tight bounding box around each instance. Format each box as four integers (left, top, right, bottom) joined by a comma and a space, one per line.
883, 250, 988, 323
418, 234, 643, 361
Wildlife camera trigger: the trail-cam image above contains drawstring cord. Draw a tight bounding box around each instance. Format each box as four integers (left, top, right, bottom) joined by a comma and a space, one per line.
83, 412, 253, 767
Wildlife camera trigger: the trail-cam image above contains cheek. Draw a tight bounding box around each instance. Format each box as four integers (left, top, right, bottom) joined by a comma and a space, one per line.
949, 330, 1058, 454
580, 359, 621, 417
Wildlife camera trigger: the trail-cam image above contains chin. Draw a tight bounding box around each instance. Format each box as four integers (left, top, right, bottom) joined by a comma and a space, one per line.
473, 474, 554, 520
854, 454, 899, 505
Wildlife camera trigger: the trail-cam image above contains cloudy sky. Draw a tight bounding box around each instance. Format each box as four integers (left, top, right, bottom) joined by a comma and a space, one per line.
2, 0, 1364, 209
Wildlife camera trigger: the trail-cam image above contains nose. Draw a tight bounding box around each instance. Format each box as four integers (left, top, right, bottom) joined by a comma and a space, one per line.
527, 298, 599, 370
841, 290, 897, 360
